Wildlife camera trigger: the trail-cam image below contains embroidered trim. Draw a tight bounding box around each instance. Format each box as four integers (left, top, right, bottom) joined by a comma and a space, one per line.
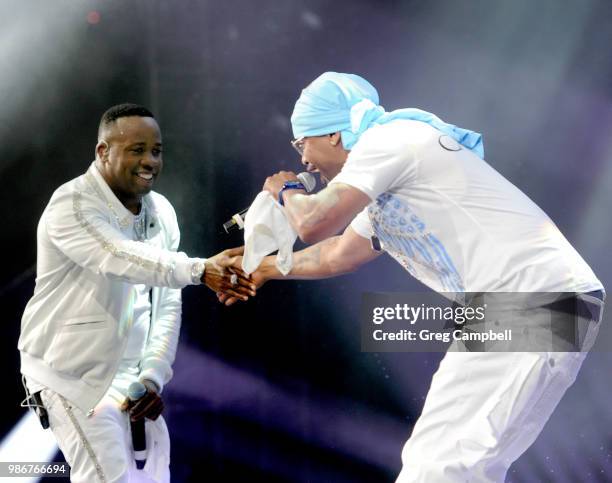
58, 395, 107, 483
85, 171, 131, 229
73, 190, 175, 274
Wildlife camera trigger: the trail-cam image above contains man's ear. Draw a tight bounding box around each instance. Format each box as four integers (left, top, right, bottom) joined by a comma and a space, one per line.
96, 140, 109, 161
329, 132, 342, 147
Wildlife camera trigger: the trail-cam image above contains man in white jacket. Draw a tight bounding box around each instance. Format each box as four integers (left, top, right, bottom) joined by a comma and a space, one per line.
18, 103, 254, 483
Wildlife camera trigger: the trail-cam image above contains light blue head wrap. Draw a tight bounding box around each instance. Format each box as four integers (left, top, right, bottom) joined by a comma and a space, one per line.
290, 72, 484, 158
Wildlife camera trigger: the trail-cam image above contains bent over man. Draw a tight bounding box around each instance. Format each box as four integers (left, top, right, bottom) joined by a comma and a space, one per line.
224, 73, 604, 482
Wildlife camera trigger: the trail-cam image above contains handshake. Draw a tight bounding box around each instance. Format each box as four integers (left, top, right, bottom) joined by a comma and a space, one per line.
202, 246, 266, 306
204, 169, 312, 305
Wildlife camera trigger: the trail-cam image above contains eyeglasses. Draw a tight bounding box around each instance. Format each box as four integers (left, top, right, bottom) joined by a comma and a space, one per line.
290, 136, 305, 156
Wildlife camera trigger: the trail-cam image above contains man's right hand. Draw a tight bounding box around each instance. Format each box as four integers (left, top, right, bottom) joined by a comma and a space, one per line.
204, 247, 256, 302
216, 255, 268, 306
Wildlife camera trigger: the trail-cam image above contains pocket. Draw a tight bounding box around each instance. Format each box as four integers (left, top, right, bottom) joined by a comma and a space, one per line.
46, 316, 116, 379
62, 314, 108, 330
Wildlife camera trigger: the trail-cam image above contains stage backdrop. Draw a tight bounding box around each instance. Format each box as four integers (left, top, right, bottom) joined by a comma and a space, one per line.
1, 1, 611, 481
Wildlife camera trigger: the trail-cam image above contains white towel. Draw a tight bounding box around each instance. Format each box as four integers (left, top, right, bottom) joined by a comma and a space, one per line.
241, 191, 297, 276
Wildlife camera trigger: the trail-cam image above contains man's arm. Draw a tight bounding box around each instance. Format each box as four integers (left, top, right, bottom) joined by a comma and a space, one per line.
263, 172, 371, 244
46, 187, 254, 298
219, 226, 381, 305
138, 285, 181, 393
263, 225, 379, 280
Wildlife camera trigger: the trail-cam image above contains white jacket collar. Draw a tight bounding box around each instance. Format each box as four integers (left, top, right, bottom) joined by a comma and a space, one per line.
86, 161, 159, 229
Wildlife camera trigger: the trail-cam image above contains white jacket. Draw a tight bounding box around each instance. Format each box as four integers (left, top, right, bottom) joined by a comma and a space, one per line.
19, 163, 202, 414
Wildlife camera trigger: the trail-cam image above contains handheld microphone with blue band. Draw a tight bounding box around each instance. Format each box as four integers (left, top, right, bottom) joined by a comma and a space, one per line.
223, 172, 317, 233
127, 381, 147, 470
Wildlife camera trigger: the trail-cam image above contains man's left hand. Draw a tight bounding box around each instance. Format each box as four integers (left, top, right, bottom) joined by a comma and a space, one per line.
121, 379, 164, 422
263, 171, 301, 201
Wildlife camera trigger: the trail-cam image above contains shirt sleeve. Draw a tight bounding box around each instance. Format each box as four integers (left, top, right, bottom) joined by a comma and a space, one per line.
45, 186, 198, 289
139, 284, 182, 392
350, 207, 374, 239
330, 124, 417, 201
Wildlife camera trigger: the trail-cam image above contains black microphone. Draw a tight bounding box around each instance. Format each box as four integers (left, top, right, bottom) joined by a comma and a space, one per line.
128, 382, 147, 470
223, 172, 317, 233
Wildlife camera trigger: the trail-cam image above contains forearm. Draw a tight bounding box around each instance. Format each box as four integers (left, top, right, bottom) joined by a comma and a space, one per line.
282, 190, 341, 243
140, 288, 182, 391
284, 182, 372, 244
218, 227, 377, 306
260, 236, 355, 281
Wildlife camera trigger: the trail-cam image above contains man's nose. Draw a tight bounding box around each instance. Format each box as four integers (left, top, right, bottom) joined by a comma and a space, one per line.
142, 152, 161, 169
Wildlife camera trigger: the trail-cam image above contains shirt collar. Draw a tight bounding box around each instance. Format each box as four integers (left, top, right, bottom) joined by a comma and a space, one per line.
86, 161, 159, 229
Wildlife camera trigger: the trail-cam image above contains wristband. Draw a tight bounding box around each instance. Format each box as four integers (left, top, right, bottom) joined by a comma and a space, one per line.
278, 180, 306, 206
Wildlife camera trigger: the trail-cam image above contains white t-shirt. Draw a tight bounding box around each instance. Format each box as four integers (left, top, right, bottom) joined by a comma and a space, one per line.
331, 119, 602, 294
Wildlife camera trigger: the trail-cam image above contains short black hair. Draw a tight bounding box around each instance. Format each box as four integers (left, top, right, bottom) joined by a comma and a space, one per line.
98, 103, 155, 137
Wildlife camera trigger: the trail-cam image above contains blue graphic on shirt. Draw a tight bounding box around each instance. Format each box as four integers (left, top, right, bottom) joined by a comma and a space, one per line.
368, 193, 465, 292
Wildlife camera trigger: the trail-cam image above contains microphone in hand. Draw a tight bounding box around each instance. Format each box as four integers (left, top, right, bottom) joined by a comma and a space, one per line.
223, 171, 316, 233
123, 380, 164, 469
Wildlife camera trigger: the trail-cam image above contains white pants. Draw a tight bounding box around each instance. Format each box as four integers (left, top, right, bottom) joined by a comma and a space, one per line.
396, 293, 603, 482
41, 386, 170, 483
396, 350, 587, 482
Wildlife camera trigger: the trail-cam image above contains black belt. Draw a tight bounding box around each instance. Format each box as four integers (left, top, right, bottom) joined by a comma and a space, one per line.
556, 290, 605, 324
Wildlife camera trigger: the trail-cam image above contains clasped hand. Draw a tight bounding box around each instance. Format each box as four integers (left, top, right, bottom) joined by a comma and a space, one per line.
203, 246, 256, 302
215, 255, 267, 306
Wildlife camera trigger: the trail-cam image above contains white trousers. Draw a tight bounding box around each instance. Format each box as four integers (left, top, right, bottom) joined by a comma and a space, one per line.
41, 386, 170, 483
396, 350, 587, 482
396, 293, 603, 482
